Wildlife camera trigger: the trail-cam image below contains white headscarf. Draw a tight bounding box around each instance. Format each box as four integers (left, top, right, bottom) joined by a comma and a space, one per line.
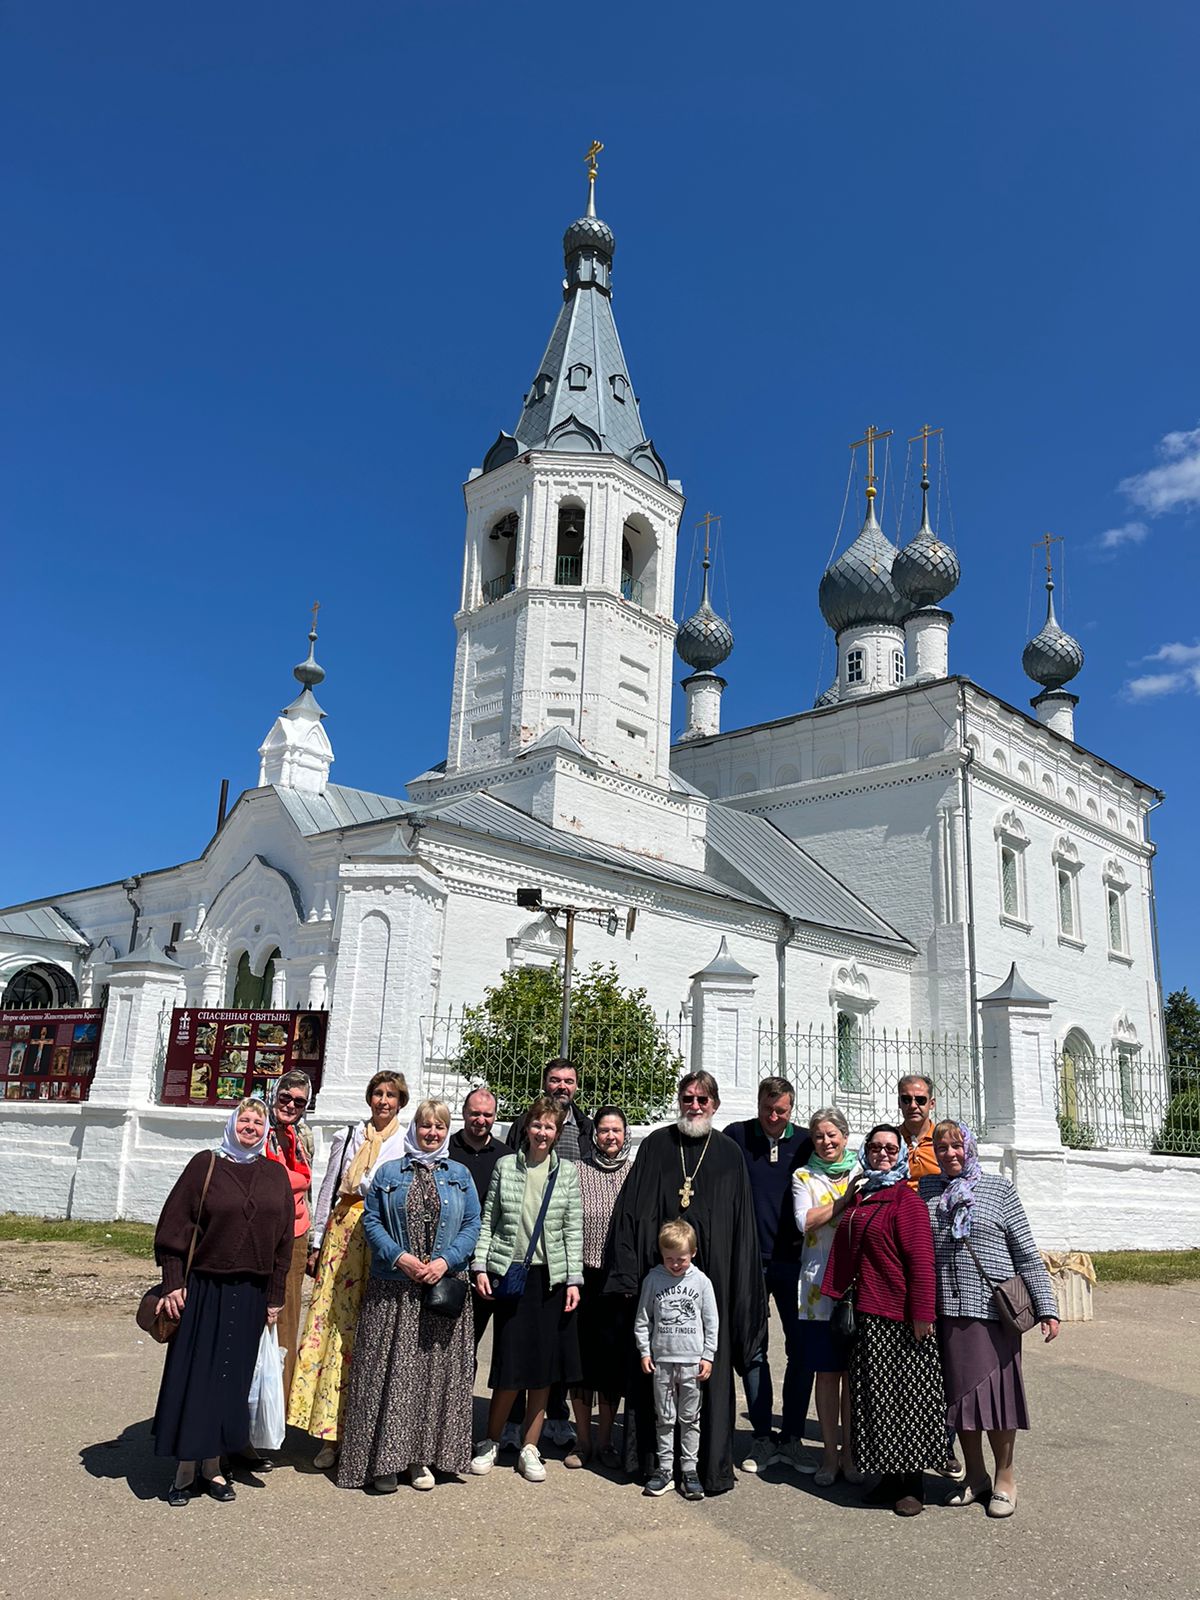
404, 1117, 451, 1168
218, 1101, 268, 1164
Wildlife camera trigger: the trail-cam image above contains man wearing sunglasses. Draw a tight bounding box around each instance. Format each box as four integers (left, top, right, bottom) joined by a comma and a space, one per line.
897, 1075, 939, 1188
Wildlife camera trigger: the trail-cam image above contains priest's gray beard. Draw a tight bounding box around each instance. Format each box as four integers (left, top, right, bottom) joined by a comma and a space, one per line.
676, 1111, 714, 1138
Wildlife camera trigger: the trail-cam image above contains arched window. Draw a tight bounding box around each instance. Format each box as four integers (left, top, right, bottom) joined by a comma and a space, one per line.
231, 948, 280, 1009
2, 962, 79, 1009
846, 649, 864, 685
555, 504, 585, 586
480, 511, 518, 604
1059, 1027, 1096, 1131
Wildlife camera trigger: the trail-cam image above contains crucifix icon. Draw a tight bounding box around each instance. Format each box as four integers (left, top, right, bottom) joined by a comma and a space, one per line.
850, 423, 893, 498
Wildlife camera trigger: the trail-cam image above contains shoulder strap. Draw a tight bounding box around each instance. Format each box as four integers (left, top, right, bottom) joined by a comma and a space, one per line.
334, 1122, 356, 1191
521, 1161, 560, 1269
963, 1236, 1001, 1291
183, 1152, 217, 1281
844, 1197, 885, 1288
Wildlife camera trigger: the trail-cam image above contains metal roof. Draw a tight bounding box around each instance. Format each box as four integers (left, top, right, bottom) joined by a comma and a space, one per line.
274, 783, 407, 837
704, 806, 909, 946
0, 905, 89, 947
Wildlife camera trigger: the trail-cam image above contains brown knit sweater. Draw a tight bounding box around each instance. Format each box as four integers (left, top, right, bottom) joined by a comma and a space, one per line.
155, 1151, 294, 1304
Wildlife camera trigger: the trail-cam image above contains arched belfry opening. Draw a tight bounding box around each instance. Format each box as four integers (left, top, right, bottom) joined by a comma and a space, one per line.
480, 510, 518, 604
621, 515, 657, 606
555, 503, 585, 586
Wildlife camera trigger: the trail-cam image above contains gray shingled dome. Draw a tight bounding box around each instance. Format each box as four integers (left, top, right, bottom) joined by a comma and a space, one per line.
814, 681, 839, 708
677, 596, 734, 672
1022, 583, 1084, 690
892, 500, 960, 609
564, 212, 615, 259
818, 506, 907, 632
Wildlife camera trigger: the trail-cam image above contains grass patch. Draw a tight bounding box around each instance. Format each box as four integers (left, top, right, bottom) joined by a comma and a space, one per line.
1091, 1249, 1200, 1285
0, 1214, 155, 1260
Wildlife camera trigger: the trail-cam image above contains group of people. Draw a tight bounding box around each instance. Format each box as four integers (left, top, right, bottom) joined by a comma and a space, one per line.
148, 1058, 1059, 1518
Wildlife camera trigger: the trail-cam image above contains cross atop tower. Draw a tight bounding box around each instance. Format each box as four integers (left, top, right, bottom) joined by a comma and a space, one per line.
851, 424, 893, 499
696, 510, 719, 566
1034, 531, 1063, 582
908, 423, 942, 479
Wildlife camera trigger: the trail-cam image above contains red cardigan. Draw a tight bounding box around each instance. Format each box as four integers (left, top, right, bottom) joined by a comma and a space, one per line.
820, 1184, 935, 1324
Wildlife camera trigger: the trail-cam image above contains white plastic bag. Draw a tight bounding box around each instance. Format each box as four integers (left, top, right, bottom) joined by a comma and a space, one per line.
248, 1324, 286, 1450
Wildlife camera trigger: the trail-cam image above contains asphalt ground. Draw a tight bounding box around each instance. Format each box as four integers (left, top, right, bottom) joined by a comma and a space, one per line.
1, 1273, 1197, 1600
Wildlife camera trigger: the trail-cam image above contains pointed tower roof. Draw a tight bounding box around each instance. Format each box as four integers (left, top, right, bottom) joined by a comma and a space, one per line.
482, 146, 667, 484
1022, 542, 1084, 691
258, 606, 334, 796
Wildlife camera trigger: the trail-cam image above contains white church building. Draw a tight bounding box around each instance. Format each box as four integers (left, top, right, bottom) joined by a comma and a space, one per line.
0, 165, 1189, 1249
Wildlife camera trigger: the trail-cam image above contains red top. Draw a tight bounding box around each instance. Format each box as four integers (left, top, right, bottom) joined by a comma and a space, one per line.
265, 1123, 312, 1237
820, 1184, 935, 1323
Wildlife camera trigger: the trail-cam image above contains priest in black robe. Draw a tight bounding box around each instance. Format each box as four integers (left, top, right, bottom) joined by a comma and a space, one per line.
607, 1071, 767, 1494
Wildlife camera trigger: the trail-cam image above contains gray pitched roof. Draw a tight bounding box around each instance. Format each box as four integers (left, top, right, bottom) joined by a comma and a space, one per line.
980, 962, 1053, 1005
703, 805, 908, 946
0, 905, 90, 947
273, 783, 407, 837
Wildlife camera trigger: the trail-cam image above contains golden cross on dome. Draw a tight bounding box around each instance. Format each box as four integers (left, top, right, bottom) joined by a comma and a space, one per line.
908, 423, 942, 478
585, 140, 603, 181
1034, 531, 1062, 581
696, 510, 720, 563
310, 599, 320, 635
850, 424, 893, 498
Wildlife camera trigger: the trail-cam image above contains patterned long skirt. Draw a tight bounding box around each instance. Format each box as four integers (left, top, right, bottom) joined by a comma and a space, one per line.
286, 1197, 368, 1443
850, 1312, 947, 1474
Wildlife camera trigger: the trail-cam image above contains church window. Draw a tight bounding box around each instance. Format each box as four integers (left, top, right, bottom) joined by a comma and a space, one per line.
1107, 888, 1125, 953
2, 962, 79, 1008
836, 1012, 861, 1092
1057, 868, 1076, 939
1001, 847, 1020, 918
891, 649, 904, 685
567, 362, 591, 391
555, 505, 585, 586
1117, 1047, 1138, 1120
530, 374, 552, 402
846, 649, 864, 685
610, 373, 629, 404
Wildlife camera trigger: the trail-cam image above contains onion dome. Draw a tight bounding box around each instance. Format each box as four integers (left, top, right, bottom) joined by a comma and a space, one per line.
1022, 576, 1083, 690
677, 559, 733, 673
293, 623, 325, 691
818, 497, 907, 633
814, 681, 839, 708
564, 211, 615, 260
892, 468, 960, 609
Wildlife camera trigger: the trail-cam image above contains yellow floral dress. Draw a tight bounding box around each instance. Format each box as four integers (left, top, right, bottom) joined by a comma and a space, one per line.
793, 1164, 861, 1321
286, 1195, 369, 1442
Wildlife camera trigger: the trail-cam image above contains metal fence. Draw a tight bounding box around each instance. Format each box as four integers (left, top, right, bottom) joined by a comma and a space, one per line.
1055, 1049, 1200, 1155
757, 1022, 988, 1134
420, 1007, 691, 1124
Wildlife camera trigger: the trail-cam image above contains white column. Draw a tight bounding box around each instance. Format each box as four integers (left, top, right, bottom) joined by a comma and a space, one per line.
678, 672, 726, 741
1031, 690, 1078, 740
904, 607, 952, 682
689, 937, 759, 1119
979, 963, 1063, 1150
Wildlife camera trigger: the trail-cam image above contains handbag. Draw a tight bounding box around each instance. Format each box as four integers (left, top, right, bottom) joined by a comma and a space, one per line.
965, 1239, 1038, 1336
830, 1201, 884, 1342
136, 1151, 216, 1343
423, 1273, 469, 1318
492, 1162, 559, 1299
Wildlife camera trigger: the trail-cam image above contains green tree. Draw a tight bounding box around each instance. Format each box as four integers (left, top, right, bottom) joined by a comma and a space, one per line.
1165, 989, 1200, 1063
453, 961, 683, 1124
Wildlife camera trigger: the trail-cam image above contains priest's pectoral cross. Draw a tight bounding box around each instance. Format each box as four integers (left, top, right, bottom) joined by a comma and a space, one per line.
679, 1175, 694, 1209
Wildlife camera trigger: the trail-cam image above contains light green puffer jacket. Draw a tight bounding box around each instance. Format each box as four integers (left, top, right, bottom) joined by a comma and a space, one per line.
472, 1151, 584, 1289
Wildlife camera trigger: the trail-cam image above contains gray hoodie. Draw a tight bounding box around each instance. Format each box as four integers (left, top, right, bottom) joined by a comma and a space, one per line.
634, 1263, 719, 1363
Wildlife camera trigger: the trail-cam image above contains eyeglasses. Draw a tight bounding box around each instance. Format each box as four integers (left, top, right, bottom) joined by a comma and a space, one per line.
899, 1094, 928, 1106
866, 1142, 900, 1156
275, 1094, 308, 1109
680, 1094, 712, 1106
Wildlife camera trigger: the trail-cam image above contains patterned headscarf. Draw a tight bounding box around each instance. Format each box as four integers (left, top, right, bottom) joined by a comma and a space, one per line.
936, 1121, 984, 1239
857, 1128, 910, 1191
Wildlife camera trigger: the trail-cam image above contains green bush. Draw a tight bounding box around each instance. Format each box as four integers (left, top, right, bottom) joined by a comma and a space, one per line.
1057, 1112, 1097, 1150
1152, 1087, 1200, 1156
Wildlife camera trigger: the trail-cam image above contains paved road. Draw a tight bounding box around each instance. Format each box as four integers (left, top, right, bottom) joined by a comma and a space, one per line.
2, 1278, 1197, 1600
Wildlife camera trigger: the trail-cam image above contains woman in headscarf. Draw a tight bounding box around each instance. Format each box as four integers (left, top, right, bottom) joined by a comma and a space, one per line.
791, 1106, 863, 1486
263, 1071, 314, 1408
287, 1070, 409, 1469
568, 1104, 635, 1470
336, 1098, 481, 1493
151, 1097, 293, 1505
821, 1123, 943, 1516
921, 1121, 1059, 1519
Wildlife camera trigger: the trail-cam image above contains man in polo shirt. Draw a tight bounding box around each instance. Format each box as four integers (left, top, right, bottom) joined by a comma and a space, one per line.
897, 1072, 963, 1479
725, 1076, 815, 1475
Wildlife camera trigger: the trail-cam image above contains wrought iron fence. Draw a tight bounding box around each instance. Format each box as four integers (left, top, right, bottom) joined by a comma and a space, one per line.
420, 1007, 691, 1125
1054, 1049, 1200, 1155
757, 1022, 988, 1135
480, 572, 515, 604
554, 554, 583, 586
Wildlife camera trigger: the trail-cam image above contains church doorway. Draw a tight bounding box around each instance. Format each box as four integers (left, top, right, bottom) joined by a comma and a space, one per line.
231, 948, 280, 1009
2, 963, 79, 1010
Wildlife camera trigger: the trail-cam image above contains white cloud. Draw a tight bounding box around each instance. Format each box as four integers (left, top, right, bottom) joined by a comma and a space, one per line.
1122, 641, 1200, 700
1097, 520, 1148, 551
1119, 425, 1200, 516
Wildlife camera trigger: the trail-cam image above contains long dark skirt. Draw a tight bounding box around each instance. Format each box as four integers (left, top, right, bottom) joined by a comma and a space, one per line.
489, 1266, 582, 1391
574, 1265, 633, 1402
939, 1315, 1030, 1432
152, 1271, 267, 1461
850, 1312, 946, 1475
338, 1274, 475, 1485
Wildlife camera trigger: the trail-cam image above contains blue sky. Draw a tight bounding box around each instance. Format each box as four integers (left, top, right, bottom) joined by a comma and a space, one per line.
4, 3, 1198, 993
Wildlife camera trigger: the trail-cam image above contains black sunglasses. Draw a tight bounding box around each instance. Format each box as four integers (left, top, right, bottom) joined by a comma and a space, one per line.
899, 1094, 928, 1106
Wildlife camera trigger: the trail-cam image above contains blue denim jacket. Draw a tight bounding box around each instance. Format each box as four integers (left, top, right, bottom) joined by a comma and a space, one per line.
362, 1156, 481, 1279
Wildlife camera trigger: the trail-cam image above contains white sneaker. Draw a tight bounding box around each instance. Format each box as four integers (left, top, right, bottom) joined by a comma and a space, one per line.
499, 1422, 521, 1452
740, 1435, 779, 1473
470, 1439, 500, 1476
409, 1464, 435, 1491
517, 1444, 546, 1482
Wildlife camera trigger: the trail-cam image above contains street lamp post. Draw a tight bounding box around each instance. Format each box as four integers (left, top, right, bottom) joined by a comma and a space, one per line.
515, 887, 624, 1059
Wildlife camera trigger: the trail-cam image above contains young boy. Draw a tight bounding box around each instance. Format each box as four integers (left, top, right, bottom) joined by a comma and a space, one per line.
634, 1218, 719, 1500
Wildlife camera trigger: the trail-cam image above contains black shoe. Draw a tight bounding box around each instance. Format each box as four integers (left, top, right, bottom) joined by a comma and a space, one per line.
369, 1473, 399, 1494
166, 1480, 194, 1507
200, 1475, 236, 1503
643, 1470, 673, 1497
680, 1471, 705, 1501
231, 1449, 276, 1472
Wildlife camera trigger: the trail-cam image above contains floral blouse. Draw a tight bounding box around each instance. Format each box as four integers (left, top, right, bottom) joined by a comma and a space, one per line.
791, 1163, 862, 1322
